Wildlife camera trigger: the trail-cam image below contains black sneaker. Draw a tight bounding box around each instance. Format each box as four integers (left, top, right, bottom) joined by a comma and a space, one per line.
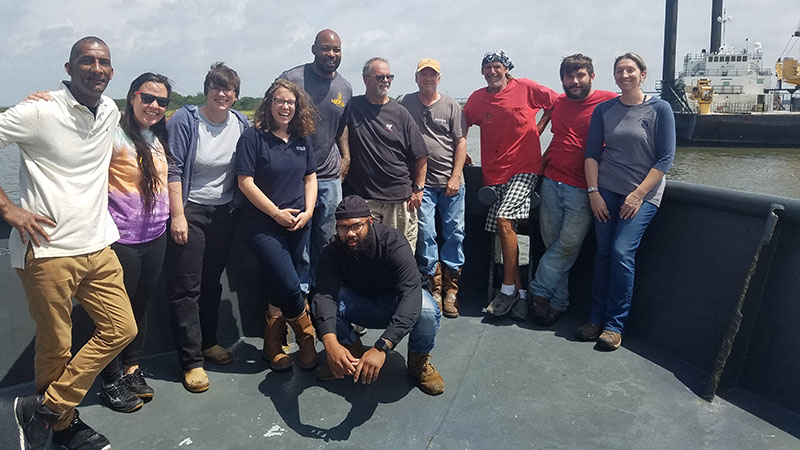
52, 410, 111, 450
14, 394, 58, 450
100, 377, 143, 413
123, 369, 154, 400
352, 324, 368, 336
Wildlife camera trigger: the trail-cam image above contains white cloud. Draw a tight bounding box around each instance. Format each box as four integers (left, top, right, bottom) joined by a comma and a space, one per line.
0, 0, 794, 105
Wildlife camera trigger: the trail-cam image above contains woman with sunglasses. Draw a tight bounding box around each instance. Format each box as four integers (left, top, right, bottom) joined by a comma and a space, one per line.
235, 79, 318, 372
577, 53, 675, 351
100, 73, 173, 412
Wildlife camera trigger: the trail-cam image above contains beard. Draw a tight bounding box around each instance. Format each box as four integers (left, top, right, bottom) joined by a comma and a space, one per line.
564, 82, 591, 100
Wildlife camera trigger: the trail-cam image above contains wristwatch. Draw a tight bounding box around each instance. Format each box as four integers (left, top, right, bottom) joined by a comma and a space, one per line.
412, 183, 424, 192
587, 186, 599, 194
374, 338, 391, 353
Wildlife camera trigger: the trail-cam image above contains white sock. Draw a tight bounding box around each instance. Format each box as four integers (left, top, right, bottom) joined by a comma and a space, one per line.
518, 289, 527, 299
500, 283, 516, 295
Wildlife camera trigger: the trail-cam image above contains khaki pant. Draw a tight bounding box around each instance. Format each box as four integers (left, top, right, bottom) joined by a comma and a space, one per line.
365, 199, 418, 254
16, 246, 136, 430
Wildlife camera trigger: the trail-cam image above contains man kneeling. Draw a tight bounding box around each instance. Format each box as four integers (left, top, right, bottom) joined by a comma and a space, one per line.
311, 195, 444, 395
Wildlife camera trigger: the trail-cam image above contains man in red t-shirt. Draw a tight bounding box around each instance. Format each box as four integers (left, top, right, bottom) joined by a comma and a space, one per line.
529, 54, 617, 327
463, 50, 558, 317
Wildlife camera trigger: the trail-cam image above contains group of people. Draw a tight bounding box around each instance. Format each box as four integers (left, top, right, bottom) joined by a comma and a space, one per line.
471, 50, 675, 355
0, 27, 674, 450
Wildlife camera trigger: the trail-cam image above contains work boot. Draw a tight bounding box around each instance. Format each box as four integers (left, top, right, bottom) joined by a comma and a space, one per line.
428, 263, 443, 311
531, 295, 549, 321
407, 351, 445, 396
182, 367, 209, 393
596, 330, 622, 351
52, 410, 111, 450
14, 394, 58, 450
536, 307, 563, 327
576, 322, 602, 341
263, 313, 292, 372
442, 266, 461, 318
287, 309, 318, 370
201, 344, 233, 365
316, 338, 366, 381
100, 377, 143, 413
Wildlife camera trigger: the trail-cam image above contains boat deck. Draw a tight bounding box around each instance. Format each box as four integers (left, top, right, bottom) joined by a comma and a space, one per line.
1, 305, 798, 449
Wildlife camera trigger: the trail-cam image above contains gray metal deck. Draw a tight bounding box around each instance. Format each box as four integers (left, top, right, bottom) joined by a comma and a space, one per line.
2, 310, 798, 449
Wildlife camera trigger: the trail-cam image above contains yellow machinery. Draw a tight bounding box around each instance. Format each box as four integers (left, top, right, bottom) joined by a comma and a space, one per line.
776, 57, 800, 86
689, 79, 714, 114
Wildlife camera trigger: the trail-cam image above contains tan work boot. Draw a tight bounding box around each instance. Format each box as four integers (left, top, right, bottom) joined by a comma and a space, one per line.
407, 351, 445, 395
183, 367, 209, 393
317, 338, 365, 381
263, 313, 292, 371
427, 263, 443, 310
442, 266, 461, 318
287, 309, 318, 370
202, 344, 233, 365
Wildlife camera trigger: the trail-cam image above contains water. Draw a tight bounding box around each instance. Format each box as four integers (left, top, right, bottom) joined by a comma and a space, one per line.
465, 129, 800, 199
2, 136, 800, 203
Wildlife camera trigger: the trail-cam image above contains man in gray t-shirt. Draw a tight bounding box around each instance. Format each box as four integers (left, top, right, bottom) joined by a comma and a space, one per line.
399, 58, 467, 318
279, 29, 352, 290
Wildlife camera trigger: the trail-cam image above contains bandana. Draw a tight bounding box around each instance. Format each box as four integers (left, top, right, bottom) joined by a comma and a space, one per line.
335, 195, 372, 220
481, 50, 514, 71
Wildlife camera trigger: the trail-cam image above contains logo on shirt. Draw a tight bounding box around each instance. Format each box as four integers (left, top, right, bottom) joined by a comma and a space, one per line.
296, 145, 307, 152
331, 93, 346, 108
640, 119, 651, 129
385, 123, 393, 131
433, 118, 447, 125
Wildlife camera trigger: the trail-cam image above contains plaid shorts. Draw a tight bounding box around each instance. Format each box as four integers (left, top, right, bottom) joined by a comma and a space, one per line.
484, 173, 538, 233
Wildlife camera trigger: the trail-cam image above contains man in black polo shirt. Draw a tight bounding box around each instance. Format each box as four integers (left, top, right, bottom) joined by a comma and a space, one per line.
343, 57, 428, 252
311, 195, 444, 396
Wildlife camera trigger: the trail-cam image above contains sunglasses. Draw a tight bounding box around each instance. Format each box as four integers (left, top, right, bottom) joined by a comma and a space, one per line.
368, 74, 395, 82
134, 91, 170, 108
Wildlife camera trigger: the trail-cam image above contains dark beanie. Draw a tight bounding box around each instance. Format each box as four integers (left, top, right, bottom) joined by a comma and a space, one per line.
335, 195, 371, 220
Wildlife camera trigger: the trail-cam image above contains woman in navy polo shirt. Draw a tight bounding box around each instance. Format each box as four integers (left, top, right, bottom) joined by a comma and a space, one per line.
236, 79, 318, 372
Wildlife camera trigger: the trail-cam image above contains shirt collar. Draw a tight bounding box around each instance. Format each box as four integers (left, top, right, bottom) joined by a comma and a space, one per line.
59, 80, 112, 113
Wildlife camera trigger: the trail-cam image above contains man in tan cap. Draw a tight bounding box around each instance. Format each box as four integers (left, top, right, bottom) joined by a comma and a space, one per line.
399, 59, 467, 319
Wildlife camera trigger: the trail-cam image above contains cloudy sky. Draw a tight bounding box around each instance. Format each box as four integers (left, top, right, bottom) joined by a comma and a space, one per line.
0, 0, 796, 105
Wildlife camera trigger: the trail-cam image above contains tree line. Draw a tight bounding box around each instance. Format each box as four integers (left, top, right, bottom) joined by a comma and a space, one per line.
0, 92, 262, 114
113, 91, 262, 113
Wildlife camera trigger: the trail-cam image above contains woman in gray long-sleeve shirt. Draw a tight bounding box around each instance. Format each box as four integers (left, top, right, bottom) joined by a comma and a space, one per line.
577, 52, 676, 351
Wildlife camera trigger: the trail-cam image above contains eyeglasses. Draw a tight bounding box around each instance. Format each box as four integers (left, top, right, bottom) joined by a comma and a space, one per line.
368, 74, 395, 82
208, 86, 234, 94
336, 221, 368, 235
272, 98, 296, 107
134, 91, 170, 108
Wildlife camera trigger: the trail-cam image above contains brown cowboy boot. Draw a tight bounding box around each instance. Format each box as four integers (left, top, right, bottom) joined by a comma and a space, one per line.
263, 313, 292, 371
316, 338, 366, 381
442, 266, 461, 318
428, 263, 443, 311
407, 351, 445, 395
287, 309, 318, 370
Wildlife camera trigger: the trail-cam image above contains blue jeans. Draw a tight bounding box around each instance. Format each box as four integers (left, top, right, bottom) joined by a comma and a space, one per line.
241, 217, 310, 319
416, 186, 466, 275
336, 287, 441, 354
299, 178, 342, 290
590, 188, 658, 334
529, 178, 593, 311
